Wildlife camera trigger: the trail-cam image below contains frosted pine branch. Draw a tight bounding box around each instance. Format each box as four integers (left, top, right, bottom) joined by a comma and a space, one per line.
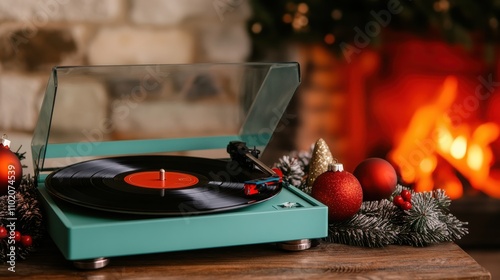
326, 200, 400, 247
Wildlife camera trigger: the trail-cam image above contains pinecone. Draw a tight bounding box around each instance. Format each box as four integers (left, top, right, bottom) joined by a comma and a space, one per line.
276, 155, 305, 189
0, 176, 43, 262
289, 145, 313, 173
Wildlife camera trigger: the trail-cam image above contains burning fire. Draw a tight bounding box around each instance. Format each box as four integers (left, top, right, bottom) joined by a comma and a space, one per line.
389, 76, 500, 199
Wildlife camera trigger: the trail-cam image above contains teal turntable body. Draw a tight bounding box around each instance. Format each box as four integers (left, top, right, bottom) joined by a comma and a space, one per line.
31, 63, 328, 265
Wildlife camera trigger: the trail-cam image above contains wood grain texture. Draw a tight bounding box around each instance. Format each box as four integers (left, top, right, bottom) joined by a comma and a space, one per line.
0, 239, 491, 279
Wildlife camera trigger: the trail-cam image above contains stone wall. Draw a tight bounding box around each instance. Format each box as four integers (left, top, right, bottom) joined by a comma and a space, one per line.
0, 0, 251, 131
0, 0, 251, 170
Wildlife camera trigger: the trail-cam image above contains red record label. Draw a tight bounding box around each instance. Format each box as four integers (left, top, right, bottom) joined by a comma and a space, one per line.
124, 171, 199, 189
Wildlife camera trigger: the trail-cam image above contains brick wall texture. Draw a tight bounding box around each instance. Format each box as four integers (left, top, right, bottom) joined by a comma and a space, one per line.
0, 0, 251, 132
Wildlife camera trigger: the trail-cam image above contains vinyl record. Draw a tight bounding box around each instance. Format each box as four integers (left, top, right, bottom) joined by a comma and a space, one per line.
45, 155, 281, 215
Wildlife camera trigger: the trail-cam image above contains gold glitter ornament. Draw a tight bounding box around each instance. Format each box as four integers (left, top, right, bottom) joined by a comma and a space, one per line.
306, 138, 334, 190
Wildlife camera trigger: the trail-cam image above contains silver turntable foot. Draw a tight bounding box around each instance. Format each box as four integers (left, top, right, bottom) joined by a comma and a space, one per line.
73, 257, 110, 269
276, 239, 312, 251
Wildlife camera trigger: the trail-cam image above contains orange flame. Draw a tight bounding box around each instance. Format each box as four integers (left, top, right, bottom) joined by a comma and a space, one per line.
389, 76, 500, 198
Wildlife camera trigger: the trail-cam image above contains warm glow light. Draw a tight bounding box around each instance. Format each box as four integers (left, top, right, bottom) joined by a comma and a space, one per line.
324, 33, 335, 44
251, 23, 262, 34
331, 9, 342, 20
467, 144, 483, 171
297, 3, 309, 13
283, 14, 292, 24
434, 0, 450, 12
399, 165, 416, 184
450, 136, 467, 159
420, 156, 436, 174
436, 126, 453, 152
442, 180, 463, 200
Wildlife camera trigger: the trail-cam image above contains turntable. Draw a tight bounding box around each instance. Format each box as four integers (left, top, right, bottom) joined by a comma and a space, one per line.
31, 63, 327, 269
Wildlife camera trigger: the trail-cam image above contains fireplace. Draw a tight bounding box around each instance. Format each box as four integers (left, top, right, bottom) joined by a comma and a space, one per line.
293, 31, 500, 247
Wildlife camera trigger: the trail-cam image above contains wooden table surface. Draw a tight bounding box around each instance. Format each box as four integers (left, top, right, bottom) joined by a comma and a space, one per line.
0, 239, 491, 279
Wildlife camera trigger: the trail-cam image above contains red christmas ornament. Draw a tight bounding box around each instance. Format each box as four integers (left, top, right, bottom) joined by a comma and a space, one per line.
311, 163, 363, 222
0, 135, 23, 196
353, 158, 397, 201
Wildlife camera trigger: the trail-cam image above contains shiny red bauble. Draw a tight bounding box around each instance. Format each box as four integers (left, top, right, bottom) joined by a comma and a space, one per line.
0, 138, 23, 196
353, 158, 397, 201
311, 163, 363, 222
